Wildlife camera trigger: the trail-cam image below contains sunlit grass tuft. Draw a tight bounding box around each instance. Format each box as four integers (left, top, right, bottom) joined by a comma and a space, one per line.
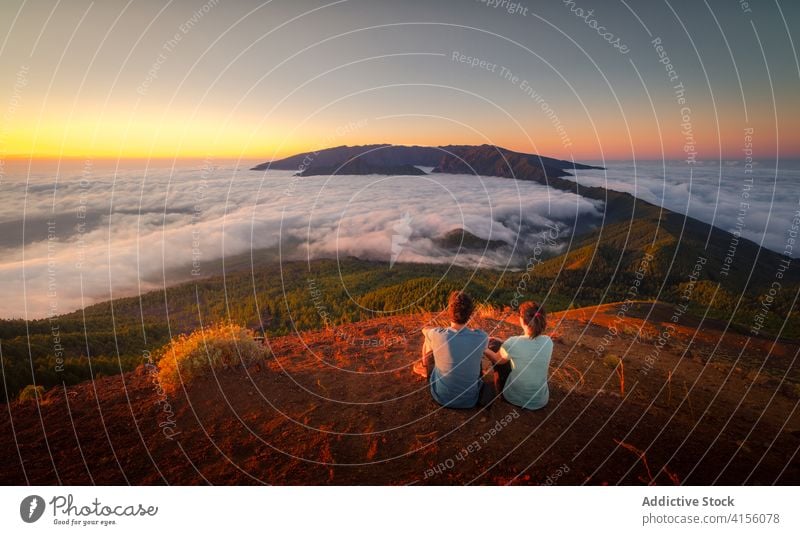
157, 323, 269, 393
18, 384, 45, 402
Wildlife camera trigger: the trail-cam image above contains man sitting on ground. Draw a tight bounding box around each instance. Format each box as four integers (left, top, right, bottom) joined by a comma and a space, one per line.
414, 291, 491, 408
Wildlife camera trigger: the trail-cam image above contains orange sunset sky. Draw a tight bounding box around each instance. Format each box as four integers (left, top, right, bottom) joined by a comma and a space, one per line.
1, 0, 798, 163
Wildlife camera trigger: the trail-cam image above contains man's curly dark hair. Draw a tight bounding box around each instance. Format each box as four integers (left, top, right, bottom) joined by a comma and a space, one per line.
448, 291, 474, 324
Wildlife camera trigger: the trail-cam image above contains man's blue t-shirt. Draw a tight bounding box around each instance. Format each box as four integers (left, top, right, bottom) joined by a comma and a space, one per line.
424, 327, 488, 408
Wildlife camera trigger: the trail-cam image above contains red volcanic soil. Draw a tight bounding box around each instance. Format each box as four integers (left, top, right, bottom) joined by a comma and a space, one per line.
1, 302, 798, 485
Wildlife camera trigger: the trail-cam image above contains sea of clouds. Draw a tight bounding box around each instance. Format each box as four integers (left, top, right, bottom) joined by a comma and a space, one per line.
0, 162, 600, 319
569, 160, 800, 256
3, 159, 797, 320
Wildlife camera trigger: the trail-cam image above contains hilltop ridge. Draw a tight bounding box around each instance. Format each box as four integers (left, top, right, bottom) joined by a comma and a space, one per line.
2, 302, 797, 485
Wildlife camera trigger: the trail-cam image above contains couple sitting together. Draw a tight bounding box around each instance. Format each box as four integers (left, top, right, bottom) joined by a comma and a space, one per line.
414, 291, 553, 410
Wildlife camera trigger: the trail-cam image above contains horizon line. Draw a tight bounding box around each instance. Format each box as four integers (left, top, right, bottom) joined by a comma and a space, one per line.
4, 147, 799, 163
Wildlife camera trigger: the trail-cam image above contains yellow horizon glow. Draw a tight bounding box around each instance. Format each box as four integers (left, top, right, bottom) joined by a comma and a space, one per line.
4, 115, 310, 161
4, 109, 797, 162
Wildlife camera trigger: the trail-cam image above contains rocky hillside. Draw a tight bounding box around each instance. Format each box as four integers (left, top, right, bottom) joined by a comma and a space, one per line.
298, 159, 426, 177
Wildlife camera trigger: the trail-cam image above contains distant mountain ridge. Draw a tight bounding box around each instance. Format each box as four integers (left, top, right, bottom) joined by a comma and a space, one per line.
297, 160, 426, 177
252, 144, 445, 171
250, 143, 603, 177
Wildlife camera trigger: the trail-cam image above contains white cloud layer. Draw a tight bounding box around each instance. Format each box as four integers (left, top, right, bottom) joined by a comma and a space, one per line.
6, 160, 795, 320
569, 160, 800, 256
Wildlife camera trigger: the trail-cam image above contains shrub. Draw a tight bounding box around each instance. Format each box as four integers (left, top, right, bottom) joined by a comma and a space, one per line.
621, 324, 639, 337
474, 302, 502, 319
782, 382, 800, 399
157, 323, 269, 393
602, 354, 626, 394
18, 384, 45, 402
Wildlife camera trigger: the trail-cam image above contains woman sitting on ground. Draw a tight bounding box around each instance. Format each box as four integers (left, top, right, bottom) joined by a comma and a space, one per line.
483, 301, 553, 410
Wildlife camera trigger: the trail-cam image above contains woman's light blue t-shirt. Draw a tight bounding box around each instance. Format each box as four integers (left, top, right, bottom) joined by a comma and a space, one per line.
500, 335, 553, 410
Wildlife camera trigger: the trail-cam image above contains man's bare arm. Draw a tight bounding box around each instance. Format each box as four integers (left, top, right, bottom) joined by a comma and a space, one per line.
421, 329, 432, 359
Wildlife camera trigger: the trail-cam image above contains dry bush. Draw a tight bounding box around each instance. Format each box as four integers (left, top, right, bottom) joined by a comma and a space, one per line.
552, 364, 586, 390
157, 323, 269, 393
615, 439, 654, 484
621, 324, 639, 338
615, 439, 681, 485
637, 325, 659, 343
602, 354, 621, 368
781, 382, 800, 399
602, 354, 625, 394
474, 302, 502, 319
666, 370, 672, 404
18, 384, 45, 402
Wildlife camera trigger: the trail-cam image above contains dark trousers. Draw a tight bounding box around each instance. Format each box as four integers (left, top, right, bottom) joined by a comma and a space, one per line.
487, 337, 512, 399
492, 361, 513, 397
422, 351, 436, 380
